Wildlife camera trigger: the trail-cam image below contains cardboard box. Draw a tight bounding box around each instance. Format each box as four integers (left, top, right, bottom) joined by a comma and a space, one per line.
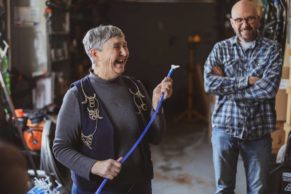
272, 121, 286, 154
282, 66, 290, 79
276, 66, 290, 121
276, 90, 288, 121
284, 123, 291, 143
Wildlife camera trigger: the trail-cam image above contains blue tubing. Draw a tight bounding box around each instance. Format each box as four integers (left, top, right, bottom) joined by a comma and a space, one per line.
95, 66, 178, 194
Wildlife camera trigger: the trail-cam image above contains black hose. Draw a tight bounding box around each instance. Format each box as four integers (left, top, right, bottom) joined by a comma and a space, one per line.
40, 120, 71, 193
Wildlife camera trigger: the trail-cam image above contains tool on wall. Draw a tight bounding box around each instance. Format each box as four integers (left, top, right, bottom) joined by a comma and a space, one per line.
0, 40, 12, 119
261, 0, 287, 49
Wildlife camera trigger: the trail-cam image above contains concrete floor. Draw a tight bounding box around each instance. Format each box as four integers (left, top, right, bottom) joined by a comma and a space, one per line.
151, 121, 247, 194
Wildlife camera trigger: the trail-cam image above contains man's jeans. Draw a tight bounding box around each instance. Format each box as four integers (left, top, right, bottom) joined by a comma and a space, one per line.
211, 128, 272, 194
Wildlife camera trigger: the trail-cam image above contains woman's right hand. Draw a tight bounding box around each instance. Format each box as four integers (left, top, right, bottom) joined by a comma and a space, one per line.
90, 157, 123, 180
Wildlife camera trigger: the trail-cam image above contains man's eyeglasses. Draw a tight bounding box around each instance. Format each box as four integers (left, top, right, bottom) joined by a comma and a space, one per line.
232, 16, 257, 25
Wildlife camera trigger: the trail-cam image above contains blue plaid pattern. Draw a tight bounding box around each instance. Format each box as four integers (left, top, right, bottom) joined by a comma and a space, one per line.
204, 36, 283, 140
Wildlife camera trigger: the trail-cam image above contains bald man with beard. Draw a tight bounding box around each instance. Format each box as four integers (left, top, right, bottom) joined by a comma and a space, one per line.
204, 1, 283, 194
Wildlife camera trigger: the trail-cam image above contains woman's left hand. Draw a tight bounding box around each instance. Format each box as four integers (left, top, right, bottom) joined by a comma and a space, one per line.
152, 77, 173, 110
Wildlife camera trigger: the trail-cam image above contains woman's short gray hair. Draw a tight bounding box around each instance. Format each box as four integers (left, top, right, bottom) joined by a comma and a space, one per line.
82, 25, 125, 65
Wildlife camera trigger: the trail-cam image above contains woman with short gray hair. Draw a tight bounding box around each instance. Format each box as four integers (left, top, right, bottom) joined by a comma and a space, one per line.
53, 25, 173, 194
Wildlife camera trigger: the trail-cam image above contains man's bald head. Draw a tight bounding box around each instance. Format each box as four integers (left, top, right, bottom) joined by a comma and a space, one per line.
231, 0, 258, 19
230, 0, 260, 42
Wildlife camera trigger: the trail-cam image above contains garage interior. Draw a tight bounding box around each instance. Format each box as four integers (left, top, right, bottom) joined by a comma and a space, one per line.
0, 0, 290, 193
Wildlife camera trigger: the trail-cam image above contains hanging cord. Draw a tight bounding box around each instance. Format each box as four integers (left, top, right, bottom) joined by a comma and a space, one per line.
95, 64, 180, 194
